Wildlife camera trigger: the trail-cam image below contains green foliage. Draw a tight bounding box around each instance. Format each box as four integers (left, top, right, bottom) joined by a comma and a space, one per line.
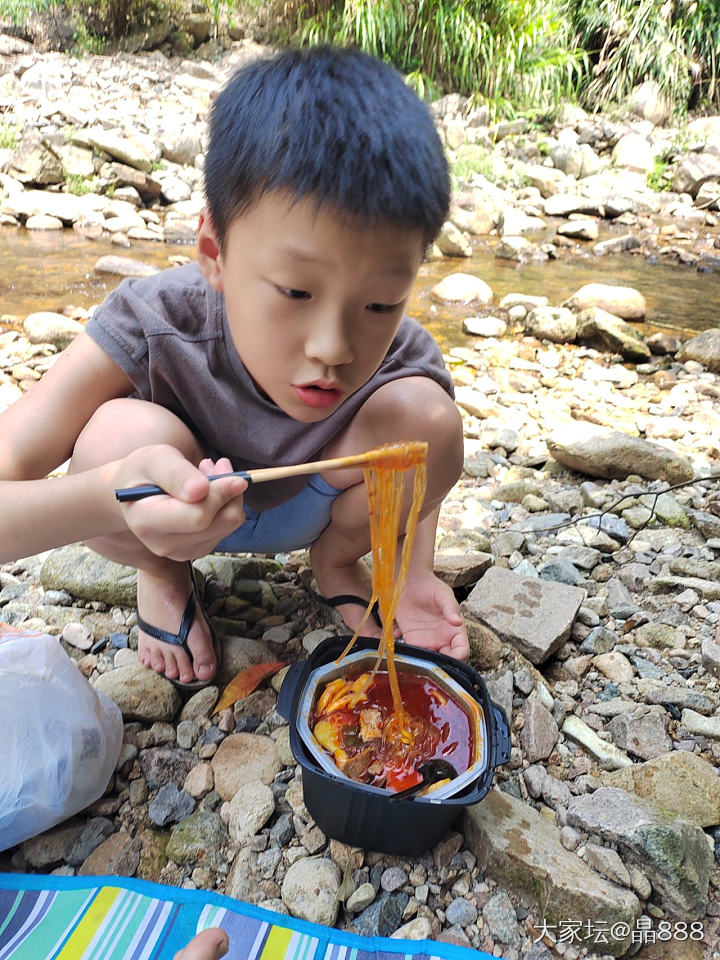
70, 0, 179, 39
0, 0, 55, 24
646, 155, 672, 191
275, 0, 586, 113
0, 123, 20, 149
64, 172, 92, 194
567, 0, 720, 113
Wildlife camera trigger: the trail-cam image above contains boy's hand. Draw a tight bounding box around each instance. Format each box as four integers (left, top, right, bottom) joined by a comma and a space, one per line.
111, 445, 246, 560
394, 572, 470, 660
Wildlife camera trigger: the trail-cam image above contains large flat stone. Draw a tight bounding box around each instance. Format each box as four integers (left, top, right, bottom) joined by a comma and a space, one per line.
602, 751, 720, 828
567, 787, 712, 920
463, 566, 585, 664
546, 424, 694, 484
464, 788, 640, 956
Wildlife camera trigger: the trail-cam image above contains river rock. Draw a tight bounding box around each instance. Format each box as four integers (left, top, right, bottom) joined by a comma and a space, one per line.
430, 272, 493, 305
672, 153, 720, 196
575, 306, 651, 361
159, 125, 203, 166
556, 218, 598, 241
567, 786, 712, 919
26, 213, 63, 230
676, 328, 720, 373
1, 188, 105, 224
603, 751, 720, 827
227, 781, 275, 842
93, 661, 181, 722
210, 732, 282, 800
680, 709, 720, 739
628, 80, 670, 125
544, 194, 602, 217
93, 254, 160, 278
523, 164, 568, 197
436, 220, 472, 256
23, 311, 84, 350
546, 424, 694, 483
219, 843, 259, 901
40, 544, 137, 604
165, 810, 226, 869
524, 306, 576, 343
562, 714, 632, 769
592, 233, 642, 256
565, 282, 646, 319
463, 566, 585, 664
281, 857, 341, 925
148, 782, 195, 827
520, 698, 558, 761
550, 142, 584, 177
465, 788, 639, 956
352, 892, 409, 938
606, 707, 672, 760
78, 829, 140, 877
613, 133, 655, 173
463, 315, 507, 337
8, 130, 64, 185
496, 236, 546, 262
701, 635, 720, 678
85, 125, 159, 172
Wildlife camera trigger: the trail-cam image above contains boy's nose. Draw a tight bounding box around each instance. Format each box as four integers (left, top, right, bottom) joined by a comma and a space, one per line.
305, 318, 353, 367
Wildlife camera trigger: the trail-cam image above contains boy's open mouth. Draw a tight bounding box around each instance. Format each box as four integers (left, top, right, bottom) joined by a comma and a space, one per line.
293, 382, 343, 408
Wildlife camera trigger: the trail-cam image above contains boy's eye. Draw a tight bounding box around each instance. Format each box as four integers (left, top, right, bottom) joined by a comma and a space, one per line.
278, 286, 311, 300
366, 302, 399, 314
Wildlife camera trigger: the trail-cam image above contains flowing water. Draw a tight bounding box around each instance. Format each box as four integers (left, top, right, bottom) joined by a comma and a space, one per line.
1, 228, 718, 350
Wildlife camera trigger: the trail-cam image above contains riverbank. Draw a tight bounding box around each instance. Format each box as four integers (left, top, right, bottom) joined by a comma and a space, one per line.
1, 38, 720, 960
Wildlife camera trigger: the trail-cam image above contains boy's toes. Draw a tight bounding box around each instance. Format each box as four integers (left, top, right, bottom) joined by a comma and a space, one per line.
193, 657, 217, 681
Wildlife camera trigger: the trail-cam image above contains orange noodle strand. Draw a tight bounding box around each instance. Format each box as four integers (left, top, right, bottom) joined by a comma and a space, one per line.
335, 440, 428, 736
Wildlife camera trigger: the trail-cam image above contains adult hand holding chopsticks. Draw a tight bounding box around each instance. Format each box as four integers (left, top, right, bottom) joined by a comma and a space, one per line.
112, 446, 247, 562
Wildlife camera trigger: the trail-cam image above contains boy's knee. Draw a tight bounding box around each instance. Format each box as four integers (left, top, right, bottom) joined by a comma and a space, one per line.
71, 398, 203, 469
363, 378, 464, 483
368, 378, 462, 444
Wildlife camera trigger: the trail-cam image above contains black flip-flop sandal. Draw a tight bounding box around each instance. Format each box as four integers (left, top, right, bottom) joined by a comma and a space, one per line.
318, 593, 383, 628
136, 561, 222, 692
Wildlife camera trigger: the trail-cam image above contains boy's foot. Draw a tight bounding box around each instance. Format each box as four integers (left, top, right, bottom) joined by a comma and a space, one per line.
311, 559, 384, 638
174, 928, 229, 960
137, 563, 218, 686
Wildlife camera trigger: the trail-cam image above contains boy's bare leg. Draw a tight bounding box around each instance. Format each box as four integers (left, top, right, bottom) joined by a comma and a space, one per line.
310, 377, 469, 659
68, 398, 228, 684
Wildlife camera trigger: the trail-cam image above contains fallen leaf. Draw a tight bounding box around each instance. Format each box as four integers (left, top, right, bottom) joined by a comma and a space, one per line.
214, 661, 286, 714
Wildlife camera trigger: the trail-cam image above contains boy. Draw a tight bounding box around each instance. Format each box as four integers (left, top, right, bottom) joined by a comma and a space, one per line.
0, 46, 468, 688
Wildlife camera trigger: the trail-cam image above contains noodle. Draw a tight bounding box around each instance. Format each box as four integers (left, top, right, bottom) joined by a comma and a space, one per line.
335, 440, 428, 733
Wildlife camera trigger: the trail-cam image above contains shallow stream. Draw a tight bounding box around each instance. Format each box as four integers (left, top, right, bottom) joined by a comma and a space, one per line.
1, 228, 718, 350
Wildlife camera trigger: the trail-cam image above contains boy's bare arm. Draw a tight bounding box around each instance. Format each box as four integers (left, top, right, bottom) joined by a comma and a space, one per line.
0, 335, 246, 562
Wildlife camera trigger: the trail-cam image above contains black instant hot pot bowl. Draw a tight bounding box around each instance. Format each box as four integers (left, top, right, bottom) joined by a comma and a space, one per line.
277, 635, 511, 856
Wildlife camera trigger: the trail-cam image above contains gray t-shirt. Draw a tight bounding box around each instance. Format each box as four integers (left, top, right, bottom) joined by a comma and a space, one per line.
86, 262, 453, 510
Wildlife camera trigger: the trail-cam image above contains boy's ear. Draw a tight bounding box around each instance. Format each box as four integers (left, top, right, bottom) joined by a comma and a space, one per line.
196, 209, 224, 291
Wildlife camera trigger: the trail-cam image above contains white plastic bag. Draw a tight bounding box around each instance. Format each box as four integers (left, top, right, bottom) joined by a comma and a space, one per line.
0, 627, 123, 851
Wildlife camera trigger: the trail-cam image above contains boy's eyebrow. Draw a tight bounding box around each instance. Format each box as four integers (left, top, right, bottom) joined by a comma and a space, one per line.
273, 245, 417, 280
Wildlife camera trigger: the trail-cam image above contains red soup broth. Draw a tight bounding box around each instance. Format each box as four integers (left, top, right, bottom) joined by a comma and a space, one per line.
311, 668, 476, 792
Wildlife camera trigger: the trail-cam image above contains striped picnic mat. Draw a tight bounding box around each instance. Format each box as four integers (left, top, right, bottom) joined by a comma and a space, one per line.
0, 873, 491, 960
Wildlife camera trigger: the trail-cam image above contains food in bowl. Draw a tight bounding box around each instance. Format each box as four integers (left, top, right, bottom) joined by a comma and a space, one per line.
310, 663, 480, 794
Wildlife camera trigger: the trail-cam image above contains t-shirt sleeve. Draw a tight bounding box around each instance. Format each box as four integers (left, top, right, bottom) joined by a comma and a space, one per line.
381, 316, 455, 399
84, 263, 216, 402
85, 274, 157, 399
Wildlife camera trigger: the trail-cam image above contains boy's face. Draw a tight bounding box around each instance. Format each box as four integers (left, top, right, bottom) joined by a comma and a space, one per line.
197, 191, 425, 422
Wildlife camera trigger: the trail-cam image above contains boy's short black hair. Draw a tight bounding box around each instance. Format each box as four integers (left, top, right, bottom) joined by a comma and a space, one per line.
204, 46, 449, 249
